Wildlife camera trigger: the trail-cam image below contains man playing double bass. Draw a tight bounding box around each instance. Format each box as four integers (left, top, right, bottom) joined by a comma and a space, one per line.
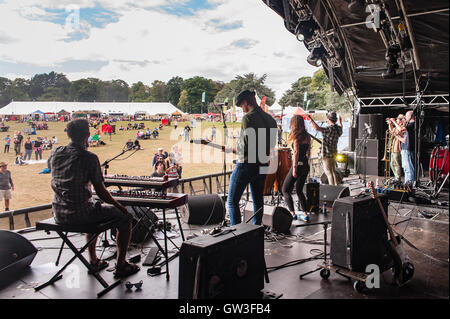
226, 90, 278, 226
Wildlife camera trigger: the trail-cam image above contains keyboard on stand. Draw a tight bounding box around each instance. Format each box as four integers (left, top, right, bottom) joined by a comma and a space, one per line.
103, 174, 179, 190
93, 190, 188, 209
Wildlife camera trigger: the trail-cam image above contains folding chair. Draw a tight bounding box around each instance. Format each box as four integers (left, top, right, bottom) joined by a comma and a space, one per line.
34, 217, 121, 298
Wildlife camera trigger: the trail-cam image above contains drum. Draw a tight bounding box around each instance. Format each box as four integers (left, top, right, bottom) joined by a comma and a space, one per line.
263, 148, 292, 195
429, 146, 449, 186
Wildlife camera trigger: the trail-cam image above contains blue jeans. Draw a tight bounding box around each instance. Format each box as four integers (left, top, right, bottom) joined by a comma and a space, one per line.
227, 163, 266, 226
401, 149, 415, 183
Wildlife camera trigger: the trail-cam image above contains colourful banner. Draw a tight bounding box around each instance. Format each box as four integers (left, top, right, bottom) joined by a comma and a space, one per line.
260, 96, 267, 112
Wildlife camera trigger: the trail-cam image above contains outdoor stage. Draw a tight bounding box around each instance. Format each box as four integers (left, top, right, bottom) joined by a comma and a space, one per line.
0, 175, 448, 300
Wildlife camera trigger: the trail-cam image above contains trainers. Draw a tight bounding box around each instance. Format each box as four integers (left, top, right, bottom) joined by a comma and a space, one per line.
298, 213, 310, 222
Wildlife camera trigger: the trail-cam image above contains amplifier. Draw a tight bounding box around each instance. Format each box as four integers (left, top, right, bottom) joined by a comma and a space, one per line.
330, 194, 392, 272
178, 223, 265, 299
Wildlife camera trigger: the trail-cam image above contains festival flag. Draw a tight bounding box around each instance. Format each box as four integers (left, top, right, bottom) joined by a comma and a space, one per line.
260, 96, 267, 112
294, 106, 310, 121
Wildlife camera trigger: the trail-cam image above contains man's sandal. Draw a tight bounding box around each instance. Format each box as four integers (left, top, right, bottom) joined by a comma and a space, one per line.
113, 262, 140, 278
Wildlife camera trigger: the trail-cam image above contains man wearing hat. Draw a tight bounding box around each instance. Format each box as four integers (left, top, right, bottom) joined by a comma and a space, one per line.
307, 112, 343, 185
0, 162, 14, 211
226, 90, 278, 226
152, 147, 169, 168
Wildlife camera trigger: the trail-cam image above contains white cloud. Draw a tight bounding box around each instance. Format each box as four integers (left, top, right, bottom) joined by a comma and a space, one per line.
0, 0, 318, 100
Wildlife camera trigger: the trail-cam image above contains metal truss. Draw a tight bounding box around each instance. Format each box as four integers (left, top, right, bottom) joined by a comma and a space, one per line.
358, 94, 449, 108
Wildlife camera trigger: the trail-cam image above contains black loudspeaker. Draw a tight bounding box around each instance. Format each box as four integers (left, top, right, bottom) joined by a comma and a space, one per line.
355, 139, 383, 176
182, 194, 225, 225
330, 195, 392, 272
349, 126, 359, 151
243, 203, 293, 234
303, 184, 350, 210
178, 223, 265, 299
358, 113, 383, 140
0, 230, 38, 285
111, 207, 158, 244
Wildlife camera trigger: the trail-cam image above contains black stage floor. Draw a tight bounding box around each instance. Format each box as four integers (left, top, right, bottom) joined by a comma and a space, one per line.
0, 179, 448, 300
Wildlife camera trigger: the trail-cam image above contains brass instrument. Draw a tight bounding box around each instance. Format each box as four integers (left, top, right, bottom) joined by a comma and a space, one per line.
382, 128, 393, 178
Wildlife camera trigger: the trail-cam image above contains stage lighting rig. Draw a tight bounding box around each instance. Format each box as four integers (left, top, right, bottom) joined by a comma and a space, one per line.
307, 44, 326, 67
295, 15, 318, 42
382, 43, 401, 79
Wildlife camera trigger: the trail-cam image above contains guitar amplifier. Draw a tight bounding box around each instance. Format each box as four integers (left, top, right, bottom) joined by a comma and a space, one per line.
178, 223, 265, 299
330, 194, 392, 272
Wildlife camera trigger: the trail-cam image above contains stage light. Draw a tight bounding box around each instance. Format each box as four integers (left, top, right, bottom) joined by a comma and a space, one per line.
336, 153, 347, 163
382, 44, 401, 79
307, 45, 326, 67
295, 16, 318, 42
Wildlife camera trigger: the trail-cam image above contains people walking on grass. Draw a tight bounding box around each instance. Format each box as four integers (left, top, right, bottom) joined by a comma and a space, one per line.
4, 135, 11, 153
0, 162, 14, 212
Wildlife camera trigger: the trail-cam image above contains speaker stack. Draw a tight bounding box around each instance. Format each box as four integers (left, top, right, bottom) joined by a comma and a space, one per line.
355, 113, 385, 176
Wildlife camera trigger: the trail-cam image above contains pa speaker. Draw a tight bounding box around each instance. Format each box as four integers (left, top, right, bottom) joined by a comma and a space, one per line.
182, 194, 225, 225
0, 230, 37, 285
330, 195, 392, 272
179, 223, 265, 299
243, 203, 293, 234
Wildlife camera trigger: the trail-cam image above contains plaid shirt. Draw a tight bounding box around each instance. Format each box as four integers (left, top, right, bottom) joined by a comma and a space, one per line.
321, 124, 342, 158
47, 142, 103, 223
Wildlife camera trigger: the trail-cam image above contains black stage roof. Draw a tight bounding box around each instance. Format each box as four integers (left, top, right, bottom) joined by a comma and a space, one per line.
263, 0, 449, 99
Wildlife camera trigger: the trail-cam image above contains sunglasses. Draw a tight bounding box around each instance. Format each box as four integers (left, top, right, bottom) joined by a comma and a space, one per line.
125, 280, 143, 291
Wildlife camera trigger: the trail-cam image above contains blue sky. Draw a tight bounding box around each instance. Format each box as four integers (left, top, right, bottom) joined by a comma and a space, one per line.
0, 0, 317, 99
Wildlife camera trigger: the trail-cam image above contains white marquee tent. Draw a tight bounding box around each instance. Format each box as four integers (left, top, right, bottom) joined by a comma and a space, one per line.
0, 101, 185, 116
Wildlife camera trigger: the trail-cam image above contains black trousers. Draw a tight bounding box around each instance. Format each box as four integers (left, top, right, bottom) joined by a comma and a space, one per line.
281, 164, 309, 212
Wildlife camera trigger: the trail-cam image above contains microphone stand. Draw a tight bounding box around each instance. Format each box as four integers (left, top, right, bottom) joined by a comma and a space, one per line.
219, 104, 228, 201
98, 147, 131, 249
352, 128, 370, 188
101, 148, 129, 175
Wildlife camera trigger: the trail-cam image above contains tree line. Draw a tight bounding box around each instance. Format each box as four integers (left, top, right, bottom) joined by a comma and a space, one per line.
0, 69, 351, 113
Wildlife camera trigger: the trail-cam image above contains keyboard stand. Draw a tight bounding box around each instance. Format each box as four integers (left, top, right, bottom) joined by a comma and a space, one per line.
131, 206, 185, 281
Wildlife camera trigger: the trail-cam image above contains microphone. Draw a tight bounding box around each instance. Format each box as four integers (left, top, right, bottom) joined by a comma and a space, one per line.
364, 123, 372, 135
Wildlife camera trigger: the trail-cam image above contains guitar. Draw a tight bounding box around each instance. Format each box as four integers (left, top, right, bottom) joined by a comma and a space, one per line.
190, 138, 237, 154
368, 181, 414, 286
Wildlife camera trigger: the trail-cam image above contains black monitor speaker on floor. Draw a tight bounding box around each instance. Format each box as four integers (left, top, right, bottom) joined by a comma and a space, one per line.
0, 230, 38, 286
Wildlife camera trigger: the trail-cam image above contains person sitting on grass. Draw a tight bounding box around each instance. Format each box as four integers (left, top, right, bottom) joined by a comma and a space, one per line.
15, 152, 28, 166
47, 118, 140, 278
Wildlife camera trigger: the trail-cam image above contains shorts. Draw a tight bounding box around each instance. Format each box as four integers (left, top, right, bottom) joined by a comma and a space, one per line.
54, 201, 131, 227
0, 189, 12, 200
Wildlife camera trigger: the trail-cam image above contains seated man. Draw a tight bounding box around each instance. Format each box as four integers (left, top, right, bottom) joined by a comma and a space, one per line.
47, 118, 140, 278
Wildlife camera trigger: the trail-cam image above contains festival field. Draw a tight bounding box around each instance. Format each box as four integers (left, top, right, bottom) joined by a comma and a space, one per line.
0, 120, 242, 228
0, 119, 324, 230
